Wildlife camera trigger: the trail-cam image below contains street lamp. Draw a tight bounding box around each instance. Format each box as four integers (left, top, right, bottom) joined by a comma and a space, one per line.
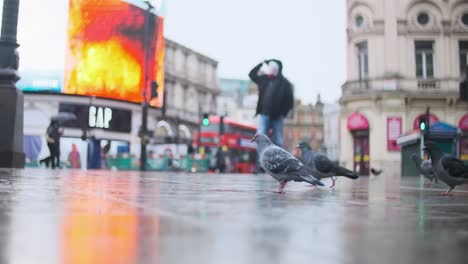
139, 0, 155, 171
420, 107, 430, 159
0, 0, 25, 168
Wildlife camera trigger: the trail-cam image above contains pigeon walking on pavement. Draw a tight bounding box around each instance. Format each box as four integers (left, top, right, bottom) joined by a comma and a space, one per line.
370, 168, 383, 176
296, 142, 359, 188
252, 133, 324, 193
410, 153, 437, 187
424, 142, 468, 196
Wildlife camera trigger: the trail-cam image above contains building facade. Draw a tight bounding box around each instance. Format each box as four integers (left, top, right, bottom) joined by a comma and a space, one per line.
23, 38, 220, 168
284, 96, 325, 154
160, 39, 220, 142
340, 0, 468, 176
217, 78, 258, 126
324, 103, 341, 162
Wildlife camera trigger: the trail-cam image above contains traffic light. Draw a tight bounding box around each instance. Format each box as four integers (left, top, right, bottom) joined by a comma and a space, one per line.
460, 78, 468, 101
161, 89, 167, 116
202, 113, 210, 126
419, 116, 427, 132
219, 115, 225, 134
150, 81, 158, 100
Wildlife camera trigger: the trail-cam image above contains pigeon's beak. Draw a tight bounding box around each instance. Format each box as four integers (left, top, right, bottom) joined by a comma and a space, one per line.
250, 136, 256, 143
295, 144, 300, 149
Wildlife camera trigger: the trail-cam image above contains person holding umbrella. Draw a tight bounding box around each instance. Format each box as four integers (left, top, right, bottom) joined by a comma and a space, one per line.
39, 112, 76, 169
40, 120, 62, 169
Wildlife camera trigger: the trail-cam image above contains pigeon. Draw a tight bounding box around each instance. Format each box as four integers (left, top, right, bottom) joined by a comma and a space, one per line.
424, 141, 468, 196
252, 133, 324, 193
370, 168, 382, 176
410, 153, 438, 187
296, 142, 359, 188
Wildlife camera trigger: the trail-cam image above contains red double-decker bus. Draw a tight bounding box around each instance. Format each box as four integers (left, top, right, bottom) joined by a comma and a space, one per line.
193, 116, 257, 173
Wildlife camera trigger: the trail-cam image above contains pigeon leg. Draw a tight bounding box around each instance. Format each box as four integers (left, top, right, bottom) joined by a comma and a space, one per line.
330, 177, 337, 189
445, 186, 455, 196
276, 180, 287, 194
439, 186, 455, 196
426, 179, 433, 188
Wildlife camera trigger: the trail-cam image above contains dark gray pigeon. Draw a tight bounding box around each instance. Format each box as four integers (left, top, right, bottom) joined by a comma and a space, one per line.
410, 153, 437, 186
296, 142, 359, 188
252, 133, 324, 193
424, 142, 468, 195
370, 168, 382, 176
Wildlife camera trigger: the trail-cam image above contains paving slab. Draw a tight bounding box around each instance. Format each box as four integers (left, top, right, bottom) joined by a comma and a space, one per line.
0, 169, 468, 264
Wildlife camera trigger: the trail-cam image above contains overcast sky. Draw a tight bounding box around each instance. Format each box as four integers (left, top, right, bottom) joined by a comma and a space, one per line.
164, 0, 346, 104
5, 0, 346, 104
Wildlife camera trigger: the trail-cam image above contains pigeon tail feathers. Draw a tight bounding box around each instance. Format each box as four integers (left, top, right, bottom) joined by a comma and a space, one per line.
298, 174, 325, 186
336, 166, 359, 179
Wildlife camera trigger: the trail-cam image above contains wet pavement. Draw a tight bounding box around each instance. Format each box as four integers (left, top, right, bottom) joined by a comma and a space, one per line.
1, 169, 468, 264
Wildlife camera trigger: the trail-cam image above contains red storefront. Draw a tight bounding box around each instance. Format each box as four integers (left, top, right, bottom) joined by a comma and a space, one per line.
459, 114, 468, 161
347, 112, 370, 175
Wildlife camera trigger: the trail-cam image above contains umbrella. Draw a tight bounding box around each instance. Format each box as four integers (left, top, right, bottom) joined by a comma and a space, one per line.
51, 112, 77, 122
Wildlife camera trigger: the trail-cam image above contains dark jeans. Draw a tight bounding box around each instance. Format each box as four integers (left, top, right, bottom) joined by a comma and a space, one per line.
40, 143, 59, 169
256, 115, 285, 172
257, 114, 284, 147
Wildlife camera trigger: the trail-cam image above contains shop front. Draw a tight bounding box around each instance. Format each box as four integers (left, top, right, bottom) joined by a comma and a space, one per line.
23, 94, 142, 170
398, 121, 460, 176
347, 112, 370, 176
459, 114, 468, 163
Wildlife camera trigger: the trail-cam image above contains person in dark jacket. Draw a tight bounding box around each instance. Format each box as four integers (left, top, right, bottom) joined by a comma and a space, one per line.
215, 147, 227, 173
249, 59, 294, 147
39, 121, 62, 169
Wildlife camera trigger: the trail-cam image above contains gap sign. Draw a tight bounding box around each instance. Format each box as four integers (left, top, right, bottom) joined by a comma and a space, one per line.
59, 103, 132, 133
89, 106, 112, 129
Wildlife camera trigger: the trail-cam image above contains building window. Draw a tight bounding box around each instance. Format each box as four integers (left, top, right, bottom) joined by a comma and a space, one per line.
415, 41, 434, 79
460, 41, 468, 76
462, 13, 468, 26
316, 132, 323, 141
356, 42, 368, 80
355, 15, 364, 28
417, 12, 430, 26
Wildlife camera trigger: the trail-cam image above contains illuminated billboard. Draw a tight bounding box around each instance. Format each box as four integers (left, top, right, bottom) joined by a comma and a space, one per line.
17, 0, 165, 107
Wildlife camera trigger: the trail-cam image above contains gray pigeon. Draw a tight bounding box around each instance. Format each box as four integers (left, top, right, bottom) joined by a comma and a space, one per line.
252, 133, 324, 193
424, 142, 468, 195
370, 168, 382, 176
296, 142, 359, 188
410, 153, 438, 186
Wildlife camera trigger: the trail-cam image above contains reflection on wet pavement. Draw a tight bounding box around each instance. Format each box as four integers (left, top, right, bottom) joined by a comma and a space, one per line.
1, 169, 468, 264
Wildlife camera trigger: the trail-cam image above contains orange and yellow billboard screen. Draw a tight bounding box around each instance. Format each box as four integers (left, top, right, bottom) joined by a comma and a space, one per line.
18, 0, 164, 108
65, 0, 164, 107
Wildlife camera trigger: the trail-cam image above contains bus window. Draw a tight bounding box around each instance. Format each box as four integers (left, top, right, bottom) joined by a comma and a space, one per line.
201, 124, 219, 132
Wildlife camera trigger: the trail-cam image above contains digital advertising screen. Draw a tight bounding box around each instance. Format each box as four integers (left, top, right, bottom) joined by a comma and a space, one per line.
17, 0, 165, 107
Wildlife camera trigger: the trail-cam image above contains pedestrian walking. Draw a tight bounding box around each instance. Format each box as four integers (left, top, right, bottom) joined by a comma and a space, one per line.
215, 147, 227, 173
68, 143, 81, 169
249, 59, 294, 172
40, 121, 62, 169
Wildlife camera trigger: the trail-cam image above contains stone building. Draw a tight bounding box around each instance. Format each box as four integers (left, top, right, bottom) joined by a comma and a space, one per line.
22, 38, 220, 167
340, 0, 468, 176
155, 38, 220, 143
284, 95, 325, 154
324, 103, 341, 163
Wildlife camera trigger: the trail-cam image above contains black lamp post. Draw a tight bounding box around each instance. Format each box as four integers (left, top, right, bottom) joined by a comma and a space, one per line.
140, 0, 156, 171
0, 0, 24, 168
